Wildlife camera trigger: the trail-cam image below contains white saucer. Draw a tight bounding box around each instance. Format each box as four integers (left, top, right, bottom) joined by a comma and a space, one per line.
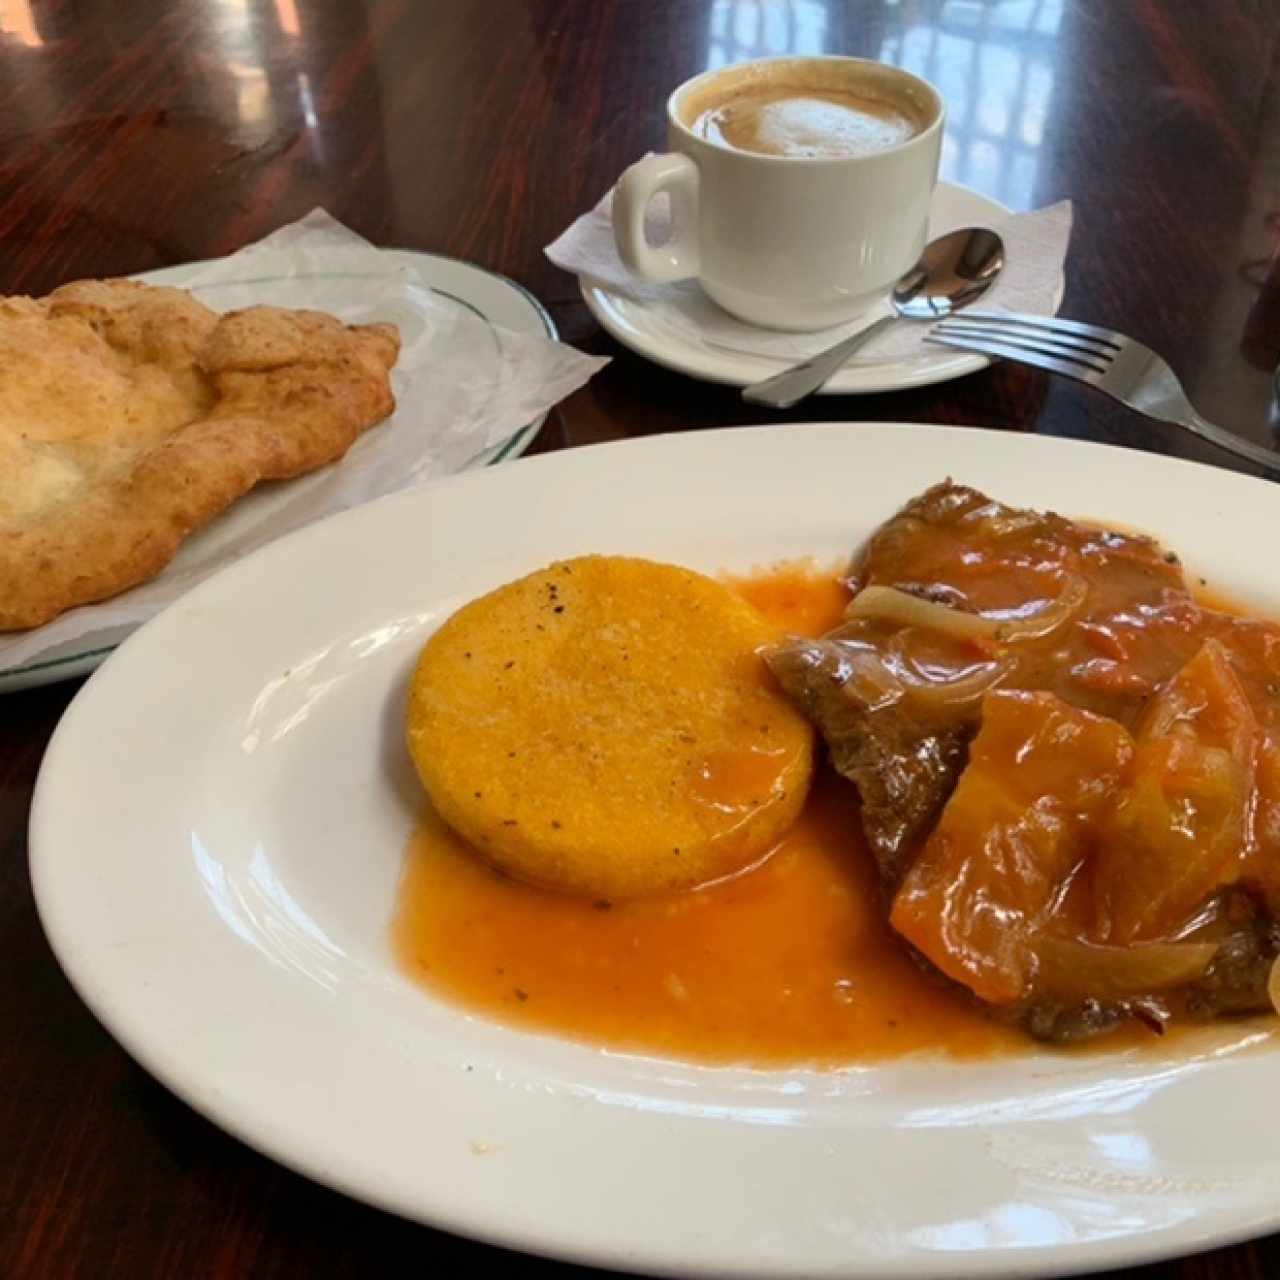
0, 252, 555, 695
581, 181, 1012, 394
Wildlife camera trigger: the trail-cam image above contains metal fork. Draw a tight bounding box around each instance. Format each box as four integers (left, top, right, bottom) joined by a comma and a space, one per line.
925, 310, 1280, 476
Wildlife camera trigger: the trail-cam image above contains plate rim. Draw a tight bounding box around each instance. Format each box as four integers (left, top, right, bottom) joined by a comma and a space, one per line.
0, 249, 555, 692
30, 422, 1280, 1280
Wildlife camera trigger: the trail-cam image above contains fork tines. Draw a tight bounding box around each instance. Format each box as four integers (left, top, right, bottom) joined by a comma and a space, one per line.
924, 310, 1119, 379
926, 309, 1280, 477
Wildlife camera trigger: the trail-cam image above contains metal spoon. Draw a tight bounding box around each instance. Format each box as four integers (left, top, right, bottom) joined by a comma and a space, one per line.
741, 226, 1006, 409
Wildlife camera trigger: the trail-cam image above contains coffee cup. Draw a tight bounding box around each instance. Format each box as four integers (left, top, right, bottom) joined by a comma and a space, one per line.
612, 56, 944, 332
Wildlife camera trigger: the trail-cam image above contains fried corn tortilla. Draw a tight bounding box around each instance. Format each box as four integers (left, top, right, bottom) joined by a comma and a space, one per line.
0, 278, 400, 630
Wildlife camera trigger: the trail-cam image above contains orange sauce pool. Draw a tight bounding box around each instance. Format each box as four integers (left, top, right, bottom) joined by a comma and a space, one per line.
395, 771, 1031, 1064
394, 561, 1029, 1064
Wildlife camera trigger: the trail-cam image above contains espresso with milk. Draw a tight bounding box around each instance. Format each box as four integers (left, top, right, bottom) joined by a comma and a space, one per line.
613, 56, 943, 329
687, 78, 926, 159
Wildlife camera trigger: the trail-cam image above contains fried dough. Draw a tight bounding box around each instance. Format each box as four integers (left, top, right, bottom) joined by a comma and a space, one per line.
0, 278, 399, 630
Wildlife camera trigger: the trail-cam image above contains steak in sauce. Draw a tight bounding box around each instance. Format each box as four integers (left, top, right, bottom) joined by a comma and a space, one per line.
767, 481, 1280, 1042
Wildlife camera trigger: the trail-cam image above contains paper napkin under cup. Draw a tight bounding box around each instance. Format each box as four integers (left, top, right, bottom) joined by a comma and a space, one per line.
547, 184, 1072, 362
1, 209, 607, 674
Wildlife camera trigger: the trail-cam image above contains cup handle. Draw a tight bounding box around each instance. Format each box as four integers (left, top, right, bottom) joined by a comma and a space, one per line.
612, 152, 701, 283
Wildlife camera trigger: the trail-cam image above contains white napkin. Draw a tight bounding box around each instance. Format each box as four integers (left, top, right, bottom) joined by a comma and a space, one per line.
547, 187, 1072, 362
2, 209, 607, 673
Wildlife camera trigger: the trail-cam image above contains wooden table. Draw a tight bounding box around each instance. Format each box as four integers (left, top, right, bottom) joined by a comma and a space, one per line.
3, 2, 1279, 1276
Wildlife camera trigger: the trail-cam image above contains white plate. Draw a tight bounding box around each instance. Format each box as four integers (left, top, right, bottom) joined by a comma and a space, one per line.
581, 182, 1012, 393
0, 251, 554, 695
31, 425, 1280, 1280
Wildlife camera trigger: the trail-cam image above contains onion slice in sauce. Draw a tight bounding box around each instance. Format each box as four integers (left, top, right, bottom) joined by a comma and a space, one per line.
886, 630, 1009, 707
846, 585, 998, 640
994, 575, 1090, 641
830, 646, 905, 711
1035, 937, 1218, 1002
847, 576, 1089, 644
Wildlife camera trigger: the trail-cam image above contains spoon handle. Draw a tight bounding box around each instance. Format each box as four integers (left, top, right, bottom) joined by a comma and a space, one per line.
741, 314, 898, 409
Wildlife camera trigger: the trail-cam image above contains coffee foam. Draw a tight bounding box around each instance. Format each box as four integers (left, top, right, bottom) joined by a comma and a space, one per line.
680, 59, 935, 160
695, 88, 919, 158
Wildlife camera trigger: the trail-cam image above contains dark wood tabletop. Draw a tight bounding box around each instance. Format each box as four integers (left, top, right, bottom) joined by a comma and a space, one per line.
4, 2, 1280, 1276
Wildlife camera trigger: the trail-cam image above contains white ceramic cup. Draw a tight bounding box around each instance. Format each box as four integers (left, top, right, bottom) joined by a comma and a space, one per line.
612, 56, 945, 332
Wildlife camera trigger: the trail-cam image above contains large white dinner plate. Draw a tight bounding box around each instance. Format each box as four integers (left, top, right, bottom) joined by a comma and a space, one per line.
31, 425, 1280, 1279
0, 250, 553, 695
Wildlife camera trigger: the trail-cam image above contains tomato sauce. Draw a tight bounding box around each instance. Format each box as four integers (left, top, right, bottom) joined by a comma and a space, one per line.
392, 563, 1028, 1064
